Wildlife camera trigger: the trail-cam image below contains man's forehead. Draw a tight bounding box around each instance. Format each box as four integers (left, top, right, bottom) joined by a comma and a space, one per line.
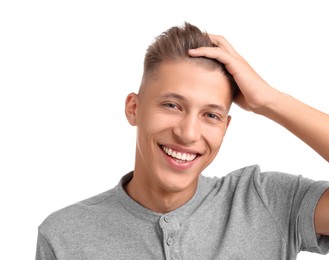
140, 60, 233, 104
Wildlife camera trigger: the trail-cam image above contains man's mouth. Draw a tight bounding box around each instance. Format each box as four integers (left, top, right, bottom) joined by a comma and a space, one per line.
160, 145, 199, 163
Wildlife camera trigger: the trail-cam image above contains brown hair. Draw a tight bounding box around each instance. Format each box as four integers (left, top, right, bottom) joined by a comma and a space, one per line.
140, 22, 240, 99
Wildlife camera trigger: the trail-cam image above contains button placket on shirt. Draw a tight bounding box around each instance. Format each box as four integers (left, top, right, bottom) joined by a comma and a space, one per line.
159, 215, 181, 260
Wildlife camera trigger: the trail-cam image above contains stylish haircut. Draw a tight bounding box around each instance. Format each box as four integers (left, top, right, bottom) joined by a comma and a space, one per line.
140, 22, 240, 99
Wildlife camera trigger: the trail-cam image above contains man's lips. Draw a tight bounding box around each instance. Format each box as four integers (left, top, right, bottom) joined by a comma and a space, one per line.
159, 144, 201, 162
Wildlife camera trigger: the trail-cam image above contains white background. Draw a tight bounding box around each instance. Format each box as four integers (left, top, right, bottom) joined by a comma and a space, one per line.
1, 0, 329, 259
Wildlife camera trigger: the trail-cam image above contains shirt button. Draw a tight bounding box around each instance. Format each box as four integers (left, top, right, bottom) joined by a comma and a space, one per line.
164, 216, 170, 223
167, 237, 173, 246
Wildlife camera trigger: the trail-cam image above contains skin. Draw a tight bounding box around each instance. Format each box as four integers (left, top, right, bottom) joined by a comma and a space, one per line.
125, 61, 232, 213
125, 34, 329, 235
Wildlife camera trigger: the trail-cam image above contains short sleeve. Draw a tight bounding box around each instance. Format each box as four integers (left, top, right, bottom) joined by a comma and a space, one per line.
253, 169, 329, 255
299, 182, 329, 253
35, 231, 57, 260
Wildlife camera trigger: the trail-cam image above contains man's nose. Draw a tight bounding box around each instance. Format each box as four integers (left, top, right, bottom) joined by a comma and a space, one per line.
173, 114, 201, 144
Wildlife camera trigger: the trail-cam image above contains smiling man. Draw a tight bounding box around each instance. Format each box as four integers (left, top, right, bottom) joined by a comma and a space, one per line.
36, 22, 329, 259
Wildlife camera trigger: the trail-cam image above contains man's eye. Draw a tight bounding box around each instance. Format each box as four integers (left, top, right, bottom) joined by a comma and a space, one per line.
163, 103, 178, 109
206, 113, 221, 120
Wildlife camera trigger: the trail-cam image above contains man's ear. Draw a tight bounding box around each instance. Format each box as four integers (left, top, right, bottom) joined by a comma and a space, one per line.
125, 93, 138, 126
226, 115, 232, 130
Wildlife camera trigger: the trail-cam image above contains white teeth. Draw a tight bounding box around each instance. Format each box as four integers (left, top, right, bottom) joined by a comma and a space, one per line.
161, 146, 197, 162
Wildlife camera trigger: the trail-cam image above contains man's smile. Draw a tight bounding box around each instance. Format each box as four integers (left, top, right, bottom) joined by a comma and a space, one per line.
159, 144, 201, 164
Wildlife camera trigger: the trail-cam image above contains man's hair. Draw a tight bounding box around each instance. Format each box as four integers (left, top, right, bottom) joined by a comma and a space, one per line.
140, 22, 240, 99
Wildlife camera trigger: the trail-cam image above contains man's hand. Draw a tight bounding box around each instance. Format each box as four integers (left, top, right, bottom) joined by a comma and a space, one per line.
188, 34, 281, 114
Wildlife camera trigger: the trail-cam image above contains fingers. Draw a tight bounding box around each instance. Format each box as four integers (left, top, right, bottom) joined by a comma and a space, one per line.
188, 47, 231, 64
207, 34, 237, 55
188, 34, 240, 64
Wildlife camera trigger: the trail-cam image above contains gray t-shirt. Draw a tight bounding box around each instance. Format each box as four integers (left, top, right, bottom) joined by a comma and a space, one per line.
36, 165, 329, 259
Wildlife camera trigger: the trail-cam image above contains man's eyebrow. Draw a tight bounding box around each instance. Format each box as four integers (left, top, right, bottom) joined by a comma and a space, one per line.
160, 92, 186, 101
206, 104, 228, 113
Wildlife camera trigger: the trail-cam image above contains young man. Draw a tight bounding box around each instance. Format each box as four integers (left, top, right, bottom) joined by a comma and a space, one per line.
36, 22, 329, 259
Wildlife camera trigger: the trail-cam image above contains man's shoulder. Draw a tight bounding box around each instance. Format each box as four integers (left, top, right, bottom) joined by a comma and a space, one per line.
200, 164, 307, 193
201, 164, 261, 184
38, 187, 118, 238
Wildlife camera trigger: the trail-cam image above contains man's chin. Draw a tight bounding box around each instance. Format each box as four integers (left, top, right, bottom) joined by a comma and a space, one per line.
157, 172, 199, 194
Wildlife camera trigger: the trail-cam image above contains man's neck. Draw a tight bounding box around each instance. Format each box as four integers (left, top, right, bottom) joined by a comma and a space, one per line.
123, 176, 197, 214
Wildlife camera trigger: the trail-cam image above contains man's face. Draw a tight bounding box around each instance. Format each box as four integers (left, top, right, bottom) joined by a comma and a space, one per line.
126, 61, 232, 195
